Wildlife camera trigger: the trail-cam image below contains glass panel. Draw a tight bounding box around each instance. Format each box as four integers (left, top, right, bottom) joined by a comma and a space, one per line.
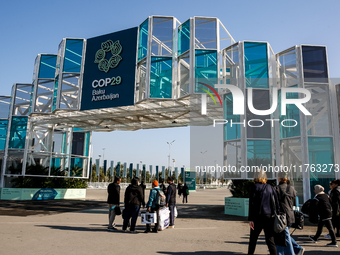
178, 20, 190, 55
302, 46, 328, 83
178, 52, 190, 97
280, 138, 303, 203
223, 141, 241, 178
13, 84, 33, 116
136, 60, 147, 101
150, 56, 172, 98
224, 93, 241, 140
138, 19, 148, 61
58, 73, 80, 109
34, 79, 54, 113
0, 96, 11, 119
279, 48, 298, 87
0, 120, 8, 150
244, 42, 268, 88
308, 137, 335, 196
5, 151, 24, 174
52, 77, 58, 111
70, 158, 84, 177
38, 55, 57, 79
152, 17, 173, 56
246, 89, 271, 139
225, 43, 239, 87
194, 18, 216, 49
71, 132, 85, 156
63, 39, 84, 73
279, 88, 301, 138
84, 132, 90, 157
9, 116, 28, 149
195, 50, 217, 93
247, 140, 272, 179
305, 85, 331, 136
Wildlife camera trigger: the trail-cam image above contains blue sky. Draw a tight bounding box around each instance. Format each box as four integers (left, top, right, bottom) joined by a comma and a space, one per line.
1, 0, 339, 170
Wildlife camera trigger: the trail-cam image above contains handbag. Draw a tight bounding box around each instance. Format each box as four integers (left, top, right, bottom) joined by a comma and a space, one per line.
291, 211, 304, 230
271, 192, 287, 233
114, 206, 122, 216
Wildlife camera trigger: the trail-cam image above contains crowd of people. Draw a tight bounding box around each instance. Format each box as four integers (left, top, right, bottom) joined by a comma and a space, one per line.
107, 176, 190, 233
248, 170, 340, 255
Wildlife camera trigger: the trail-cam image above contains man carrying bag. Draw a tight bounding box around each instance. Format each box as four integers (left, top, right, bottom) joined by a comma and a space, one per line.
107, 176, 121, 231
144, 180, 164, 233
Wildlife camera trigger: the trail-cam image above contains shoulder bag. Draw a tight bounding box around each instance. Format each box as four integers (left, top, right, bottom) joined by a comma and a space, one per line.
271, 188, 287, 233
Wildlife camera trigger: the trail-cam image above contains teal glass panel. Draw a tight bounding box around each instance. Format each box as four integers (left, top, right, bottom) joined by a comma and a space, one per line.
38, 55, 57, 79
52, 77, 58, 111
178, 20, 190, 55
84, 132, 90, 157
138, 19, 148, 61
247, 140, 272, 178
70, 158, 83, 177
224, 93, 240, 140
63, 39, 83, 73
244, 42, 268, 88
308, 137, 335, 196
150, 56, 172, 98
9, 116, 28, 149
0, 120, 8, 150
195, 50, 217, 93
279, 88, 301, 138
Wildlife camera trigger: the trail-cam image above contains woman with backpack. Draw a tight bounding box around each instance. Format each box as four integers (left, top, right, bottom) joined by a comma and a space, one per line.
275, 172, 304, 255
309, 185, 338, 247
248, 169, 280, 255
182, 183, 189, 203
329, 179, 340, 237
144, 180, 164, 233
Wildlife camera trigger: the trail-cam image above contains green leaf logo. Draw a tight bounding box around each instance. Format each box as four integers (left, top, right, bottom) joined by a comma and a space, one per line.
94, 40, 122, 73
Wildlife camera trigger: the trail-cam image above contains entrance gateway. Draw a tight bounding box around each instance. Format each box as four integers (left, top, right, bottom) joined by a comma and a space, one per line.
0, 16, 340, 203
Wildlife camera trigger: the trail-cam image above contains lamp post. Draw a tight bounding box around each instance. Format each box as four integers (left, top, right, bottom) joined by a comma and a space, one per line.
172, 158, 175, 183
200, 150, 207, 185
98, 155, 101, 182
167, 140, 175, 177
140, 161, 142, 181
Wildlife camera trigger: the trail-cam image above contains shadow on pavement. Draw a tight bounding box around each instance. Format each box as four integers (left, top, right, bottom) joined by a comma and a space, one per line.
158, 252, 240, 255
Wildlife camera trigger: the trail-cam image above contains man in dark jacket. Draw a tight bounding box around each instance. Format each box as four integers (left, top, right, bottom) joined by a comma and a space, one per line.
123, 177, 144, 233
107, 176, 121, 231
330, 179, 340, 237
275, 173, 304, 255
166, 176, 176, 228
309, 185, 338, 247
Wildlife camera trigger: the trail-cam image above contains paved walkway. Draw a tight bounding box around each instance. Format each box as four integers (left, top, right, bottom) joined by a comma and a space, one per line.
0, 188, 339, 254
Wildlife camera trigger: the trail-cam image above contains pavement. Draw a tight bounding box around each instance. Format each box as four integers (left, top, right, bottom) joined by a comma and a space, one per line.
0, 188, 339, 255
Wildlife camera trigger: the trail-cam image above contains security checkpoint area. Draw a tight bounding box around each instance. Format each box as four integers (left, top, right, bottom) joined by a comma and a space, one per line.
0, 15, 340, 204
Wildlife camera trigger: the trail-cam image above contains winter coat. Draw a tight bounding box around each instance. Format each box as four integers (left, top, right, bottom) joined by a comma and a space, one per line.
166, 183, 177, 205
146, 187, 161, 209
124, 184, 144, 207
330, 186, 340, 217
107, 182, 120, 204
313, 192, 333, 220
248, 182, 280, 222
275, 183, 297, 226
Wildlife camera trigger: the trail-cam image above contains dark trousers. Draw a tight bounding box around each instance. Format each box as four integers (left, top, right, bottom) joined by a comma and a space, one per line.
169, 204, 175, 226
314, 219, 336, 242
332, 215, 340, 235
183, 194, 188, 203
123, 205, 140, 231
248, 215, 277, 255
146, 206, 159, 231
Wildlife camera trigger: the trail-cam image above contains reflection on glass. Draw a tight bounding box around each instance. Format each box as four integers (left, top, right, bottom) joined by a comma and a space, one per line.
178, 20, 190, 55
224, 93, 240, 141
302, 46, 328, 83
195, 18, 216, 49
138, 19, 148, 61
63, 39, 84, 73
224, 141, 241, 179
195, 50, 217, 93
0, 120, 8, 150
9, 116, 28, 149
279, 48, 297, 87
152, 17, 173, 56
150, 57, 172, 98
38, 55, 57, 79
178, 52, 190, 97
136, 60, 147, 101
247, 140, 271, 179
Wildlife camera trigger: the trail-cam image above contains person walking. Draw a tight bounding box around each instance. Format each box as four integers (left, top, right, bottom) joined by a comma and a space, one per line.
329, 179, 340, 238
166, 176, 177, 228
275, 172, 305, 255
144, 180, 161, 233
309, 185, 338, 247
107, 176, 121, 231
161, 180, 167, 194
123, 177, 144, 233
177, 180, 183, 198
140, 180, 146, 208
248, 169, 280, 255
182, 183, 189, 204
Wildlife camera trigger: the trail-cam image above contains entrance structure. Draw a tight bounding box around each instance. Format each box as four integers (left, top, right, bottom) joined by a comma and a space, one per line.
0, 16, 340, 202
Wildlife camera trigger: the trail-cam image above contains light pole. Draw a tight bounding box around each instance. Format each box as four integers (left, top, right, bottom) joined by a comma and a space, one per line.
167, 140, 175, 177
200, 150, 207, 185
140, 161, 142, 181
172, 158, 175, 183
98, 155, 101, 182
102, 148, 106, 181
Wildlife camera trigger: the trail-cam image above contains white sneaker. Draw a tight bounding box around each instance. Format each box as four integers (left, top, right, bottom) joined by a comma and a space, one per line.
168, 225, 175, 229
324, 234, 331, 240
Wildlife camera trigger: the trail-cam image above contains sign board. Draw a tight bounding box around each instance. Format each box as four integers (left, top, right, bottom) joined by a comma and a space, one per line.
224, 197, 249, 217
184, 170, 196, 192
0, 188, 86, 200
81, 27, 138, 110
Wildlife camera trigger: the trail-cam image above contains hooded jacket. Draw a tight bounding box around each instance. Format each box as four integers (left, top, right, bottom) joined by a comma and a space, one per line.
124, 183, 144, 207
313, 192, 332, 220
330, 186, 340, 217
275, 183, 297, 226
107, 182, 120, 204
146, 186, 161, 209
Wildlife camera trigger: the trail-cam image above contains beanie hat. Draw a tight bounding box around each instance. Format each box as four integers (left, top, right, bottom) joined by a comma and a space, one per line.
314, 185, 324, 194
152, 180, 158, 187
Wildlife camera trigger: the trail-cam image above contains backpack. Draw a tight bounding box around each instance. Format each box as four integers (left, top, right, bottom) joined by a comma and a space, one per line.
155, 189, 166, 207
186, 189, 189, 195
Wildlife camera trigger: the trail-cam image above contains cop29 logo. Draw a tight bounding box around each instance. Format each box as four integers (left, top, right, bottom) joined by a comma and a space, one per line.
94, 40, 122, 73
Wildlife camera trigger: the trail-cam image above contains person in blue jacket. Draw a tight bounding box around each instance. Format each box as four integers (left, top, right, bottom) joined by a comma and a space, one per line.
144, 180, 161, 233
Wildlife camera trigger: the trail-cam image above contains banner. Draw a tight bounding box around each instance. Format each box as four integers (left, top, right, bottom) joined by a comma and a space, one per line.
103, 160, 107, 176
142, 164, 146, 181
181, 167, 184, 182
96, 159, 100, 176
116, 162, 121, 176
156, 166, 159, 181
136, 164, 139, 178
149, 165, 152, 177
123, 162, 127, 178
175, 167, 178, 179
110, 161, 114, 177
162, 166, 165, 179
129, 163, 133, 178
89, 158, 92, 176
